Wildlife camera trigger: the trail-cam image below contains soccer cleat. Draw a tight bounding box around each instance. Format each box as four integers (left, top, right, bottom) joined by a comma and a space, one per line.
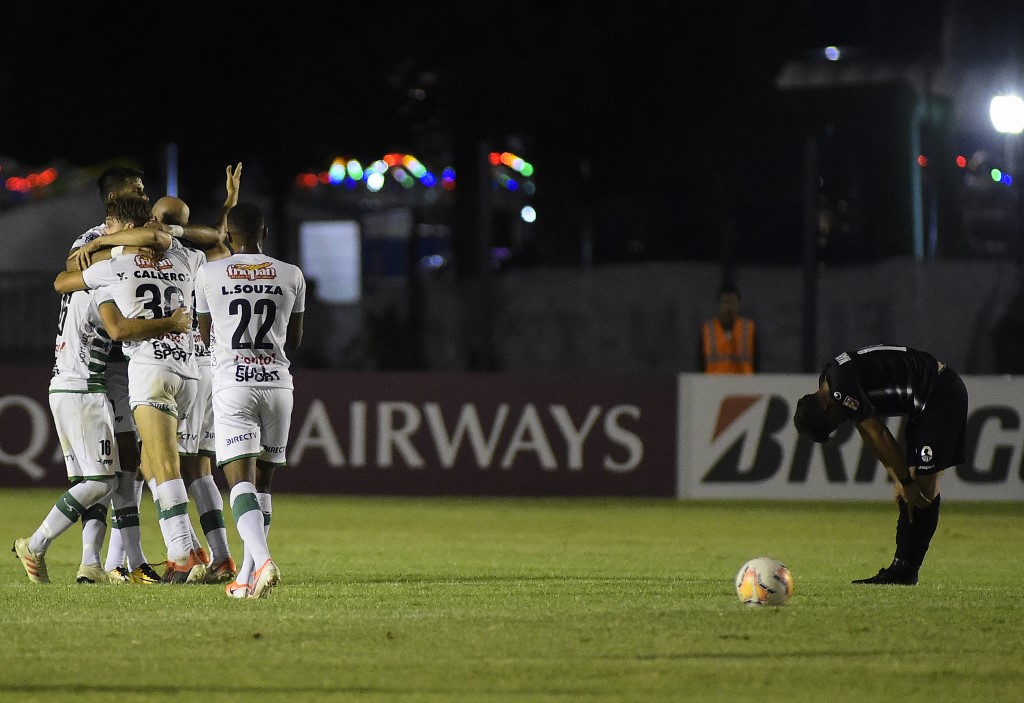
225, 578, 250, 599
203, 557, 238, 584
76, 563, 110, 584
185, 561, 209, 584
163, 550, 204, 584
196, 546, 211, 567
852, 560, 919, 586
129, 563, 162, 585
108, 566, 130, 584
248, 558, 281, 599
12, 538, 50, 584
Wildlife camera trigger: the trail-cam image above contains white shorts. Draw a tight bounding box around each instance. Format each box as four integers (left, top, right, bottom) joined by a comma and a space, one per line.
181, 365, 215, 455
48, 392, 120, 479
105, 361, 136, 436
128, 363, 198, 454
212, 386, 293, 467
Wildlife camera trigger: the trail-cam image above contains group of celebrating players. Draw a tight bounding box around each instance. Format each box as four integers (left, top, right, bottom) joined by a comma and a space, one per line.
12, 163, 306, 599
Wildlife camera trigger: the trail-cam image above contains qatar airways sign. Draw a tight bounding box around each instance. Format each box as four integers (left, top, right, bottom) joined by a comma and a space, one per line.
287, 372, 676, 495
0, 367, 677, 496
678, 374, 1024, 501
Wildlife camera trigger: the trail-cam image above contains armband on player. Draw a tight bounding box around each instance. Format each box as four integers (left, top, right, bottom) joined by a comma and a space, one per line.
166, 225, 185, 238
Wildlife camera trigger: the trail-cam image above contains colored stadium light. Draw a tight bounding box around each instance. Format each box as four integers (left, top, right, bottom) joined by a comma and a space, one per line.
328, 159, 346, 184
402, 155, 427, 178
991, 95, 1024, 134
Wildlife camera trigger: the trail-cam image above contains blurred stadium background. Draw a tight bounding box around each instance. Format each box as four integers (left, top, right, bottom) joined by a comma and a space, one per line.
3, 2, 1024, 498
5, 2, 1024, 376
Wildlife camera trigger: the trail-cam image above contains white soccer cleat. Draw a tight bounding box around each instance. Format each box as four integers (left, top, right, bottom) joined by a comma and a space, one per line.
76, 563, 111, 584
248, 559, 281, 599
225, 578, 251, 599
12, 538, 50, 584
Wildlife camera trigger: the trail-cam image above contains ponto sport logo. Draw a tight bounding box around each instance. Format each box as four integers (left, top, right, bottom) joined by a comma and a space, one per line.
920, 445, 933, 464
227, 262, 277, 280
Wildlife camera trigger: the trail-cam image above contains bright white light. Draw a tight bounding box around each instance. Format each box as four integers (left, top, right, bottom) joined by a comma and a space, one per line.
366, 171, 385, 192
520, 205, 537, 223
824, 46, 840, 61
990, 95, 1024, 134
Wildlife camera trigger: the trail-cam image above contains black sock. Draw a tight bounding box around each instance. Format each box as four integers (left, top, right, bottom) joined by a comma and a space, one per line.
909, 494, 941, 569
893, 498, 914, 565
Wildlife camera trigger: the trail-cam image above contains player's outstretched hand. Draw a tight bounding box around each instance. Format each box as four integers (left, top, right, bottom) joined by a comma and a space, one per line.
168, 307, 191, 334
225, 162, 242, 208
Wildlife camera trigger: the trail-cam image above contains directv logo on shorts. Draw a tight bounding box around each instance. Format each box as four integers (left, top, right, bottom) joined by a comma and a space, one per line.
225, 431, 258, 446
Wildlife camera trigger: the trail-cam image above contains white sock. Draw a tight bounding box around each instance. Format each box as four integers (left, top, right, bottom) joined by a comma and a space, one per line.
104, 508, 124, 571
156, 479, 193, 562
30, 479, 115, 554
80, 504, 107, 566
190, 474, 230, 562
148, 477, 171, 549
107, 472, 147, 570
229, 482, 270, 569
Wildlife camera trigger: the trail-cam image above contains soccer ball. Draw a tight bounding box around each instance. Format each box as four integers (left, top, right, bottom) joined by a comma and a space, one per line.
735, 557, 794, 607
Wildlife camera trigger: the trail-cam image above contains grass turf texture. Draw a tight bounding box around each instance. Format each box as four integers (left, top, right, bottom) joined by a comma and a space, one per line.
0, 489, 1021, 702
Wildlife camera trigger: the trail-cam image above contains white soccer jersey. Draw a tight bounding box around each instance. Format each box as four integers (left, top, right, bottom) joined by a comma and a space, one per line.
194, 253, 306, 391
49, 289, 112, 393
71, 223, 104, 251
82, 244, 207, 380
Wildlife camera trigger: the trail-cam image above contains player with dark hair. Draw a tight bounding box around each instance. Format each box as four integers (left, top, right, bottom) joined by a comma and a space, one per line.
195, 202, 305, 598
56, 197, 210, 583
12, 198, 187, 585
147, 164, 241, 584
793, 344, 968, 585
62, 170, 164, 584
96, 166, 147, 204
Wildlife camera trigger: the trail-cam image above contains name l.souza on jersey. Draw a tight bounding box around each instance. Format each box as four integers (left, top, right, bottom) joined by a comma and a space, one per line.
194, 254, 306, 390
82, 247, 206, 380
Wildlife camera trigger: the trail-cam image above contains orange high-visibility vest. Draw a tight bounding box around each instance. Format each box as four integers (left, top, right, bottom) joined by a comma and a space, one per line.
701, 317, 755, 374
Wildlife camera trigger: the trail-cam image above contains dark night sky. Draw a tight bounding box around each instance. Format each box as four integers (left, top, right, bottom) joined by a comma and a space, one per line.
1, 1, 955, 264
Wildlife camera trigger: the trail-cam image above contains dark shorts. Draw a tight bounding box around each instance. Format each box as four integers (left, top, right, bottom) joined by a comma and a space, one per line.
905, 365, 968, 474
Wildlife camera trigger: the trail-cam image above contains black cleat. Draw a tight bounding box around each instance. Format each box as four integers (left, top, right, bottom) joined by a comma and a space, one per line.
852, 562, 919, 586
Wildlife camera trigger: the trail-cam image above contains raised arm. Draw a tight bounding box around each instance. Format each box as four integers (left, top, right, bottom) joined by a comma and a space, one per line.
175, 163, 241, 261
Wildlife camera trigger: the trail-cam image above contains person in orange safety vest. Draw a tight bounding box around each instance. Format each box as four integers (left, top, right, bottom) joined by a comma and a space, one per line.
699, 284, 757, 374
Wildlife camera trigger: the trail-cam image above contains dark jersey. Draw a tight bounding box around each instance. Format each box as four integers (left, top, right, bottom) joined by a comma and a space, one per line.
819, 345, 941, 422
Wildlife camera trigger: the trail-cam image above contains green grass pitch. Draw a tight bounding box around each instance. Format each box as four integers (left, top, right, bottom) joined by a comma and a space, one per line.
1, 489, 1021, 702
